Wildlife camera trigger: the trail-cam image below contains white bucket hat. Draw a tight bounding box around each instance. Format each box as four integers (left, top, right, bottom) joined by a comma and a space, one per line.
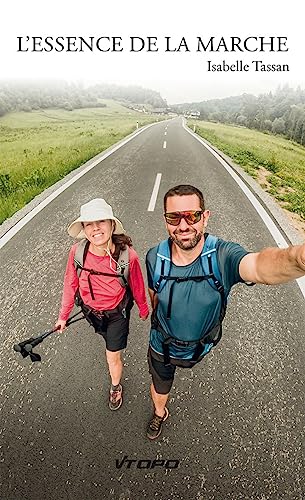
68, 198, 125, 239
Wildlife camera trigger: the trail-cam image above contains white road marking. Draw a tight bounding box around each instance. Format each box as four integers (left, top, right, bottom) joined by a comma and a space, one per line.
183, 120, 305, 300
164, 132, 167, 136
148, 173, 162, 212
0, 122, 158, 250
163, 141, 167, 149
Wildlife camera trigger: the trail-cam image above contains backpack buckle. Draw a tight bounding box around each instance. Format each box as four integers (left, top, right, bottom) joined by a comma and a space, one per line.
173, 339, 191, 347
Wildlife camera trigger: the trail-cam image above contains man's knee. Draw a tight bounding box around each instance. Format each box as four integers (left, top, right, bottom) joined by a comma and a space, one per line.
148, 350, 176, 394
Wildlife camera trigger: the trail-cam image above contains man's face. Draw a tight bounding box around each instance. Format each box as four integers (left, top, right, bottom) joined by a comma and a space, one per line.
164, 194, 210, 250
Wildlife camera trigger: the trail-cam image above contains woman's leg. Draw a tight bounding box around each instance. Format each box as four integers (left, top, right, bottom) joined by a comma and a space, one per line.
106, 349, 123, 410
105, 349, 123, 385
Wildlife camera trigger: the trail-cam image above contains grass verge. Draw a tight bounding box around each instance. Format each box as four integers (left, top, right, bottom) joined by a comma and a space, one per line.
189, 121, 305, 227
0, 101, 163, 224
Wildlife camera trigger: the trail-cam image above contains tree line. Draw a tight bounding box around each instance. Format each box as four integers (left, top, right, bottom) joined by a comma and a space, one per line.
0, 81, 167, 116
173, 85, 305, 146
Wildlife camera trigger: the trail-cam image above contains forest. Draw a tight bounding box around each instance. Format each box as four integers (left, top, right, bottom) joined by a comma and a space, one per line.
2, 81, 305, 147
0, 80, 167, 116
174, 85, 305, 146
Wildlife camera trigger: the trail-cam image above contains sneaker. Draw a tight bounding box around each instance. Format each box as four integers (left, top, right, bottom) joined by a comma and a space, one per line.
146, 407, 169, 440
109, 384, 123, 410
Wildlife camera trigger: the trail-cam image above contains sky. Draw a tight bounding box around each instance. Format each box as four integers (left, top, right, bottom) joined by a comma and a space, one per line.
1, 0, 304, 104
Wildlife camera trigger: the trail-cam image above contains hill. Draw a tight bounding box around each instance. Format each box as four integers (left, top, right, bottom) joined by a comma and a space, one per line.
173, 85, 305, 147
0, 80, 168, 117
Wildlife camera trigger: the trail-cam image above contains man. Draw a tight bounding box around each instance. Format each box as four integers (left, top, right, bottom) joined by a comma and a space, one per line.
145, 184, 305, 440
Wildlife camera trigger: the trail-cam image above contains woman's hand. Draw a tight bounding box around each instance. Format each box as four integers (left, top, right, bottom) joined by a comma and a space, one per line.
140, 312, 149, 321
55, 319, 67, 332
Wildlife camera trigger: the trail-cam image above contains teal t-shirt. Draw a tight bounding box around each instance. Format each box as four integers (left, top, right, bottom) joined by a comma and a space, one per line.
146, 236, 249, 360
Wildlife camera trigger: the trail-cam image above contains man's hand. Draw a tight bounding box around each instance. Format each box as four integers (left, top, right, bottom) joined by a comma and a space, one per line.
148, 288, 158, 309
300, 243, 305, 269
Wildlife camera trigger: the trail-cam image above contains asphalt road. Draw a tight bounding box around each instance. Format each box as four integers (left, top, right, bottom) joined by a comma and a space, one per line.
0, 118, 304, 500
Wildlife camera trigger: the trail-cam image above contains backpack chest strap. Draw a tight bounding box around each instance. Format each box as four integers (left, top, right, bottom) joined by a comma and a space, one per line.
73, 240, 130, 301
166, 274, 214, 319
152, 311, 222, 366
77, 266, 126, 300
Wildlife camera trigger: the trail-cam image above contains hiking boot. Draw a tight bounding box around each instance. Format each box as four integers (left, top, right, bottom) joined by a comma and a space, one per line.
146, 407, 169, 440
109, 384, 123, 410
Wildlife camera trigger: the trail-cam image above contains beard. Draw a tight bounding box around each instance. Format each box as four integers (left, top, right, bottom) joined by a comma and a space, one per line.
170, 228, 203, 250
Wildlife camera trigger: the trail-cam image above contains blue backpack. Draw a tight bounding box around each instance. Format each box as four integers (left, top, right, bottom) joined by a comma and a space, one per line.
154, 234, 223, 290
152, 234, 228, 365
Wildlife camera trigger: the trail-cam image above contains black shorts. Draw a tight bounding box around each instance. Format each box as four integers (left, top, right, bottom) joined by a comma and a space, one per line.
147, 347, 176, 394
147, 344, 211, 394
87, 310, 130, 352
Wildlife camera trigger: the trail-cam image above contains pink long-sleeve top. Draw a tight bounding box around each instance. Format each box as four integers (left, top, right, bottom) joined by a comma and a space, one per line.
59, 243, 149, 321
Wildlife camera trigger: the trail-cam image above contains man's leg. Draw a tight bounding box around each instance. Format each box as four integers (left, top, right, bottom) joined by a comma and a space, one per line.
147, 349, 175, 439
150, 382, 169, 417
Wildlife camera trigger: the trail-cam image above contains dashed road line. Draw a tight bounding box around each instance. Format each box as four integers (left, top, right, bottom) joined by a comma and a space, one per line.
147, 173, 162, 212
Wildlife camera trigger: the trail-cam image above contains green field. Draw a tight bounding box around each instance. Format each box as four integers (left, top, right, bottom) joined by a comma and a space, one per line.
0, 101, 163, 224
189, 120, 305, 224
1, 109, 305, 228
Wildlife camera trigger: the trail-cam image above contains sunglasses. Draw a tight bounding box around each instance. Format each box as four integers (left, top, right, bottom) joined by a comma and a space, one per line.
164, 210, 203, 226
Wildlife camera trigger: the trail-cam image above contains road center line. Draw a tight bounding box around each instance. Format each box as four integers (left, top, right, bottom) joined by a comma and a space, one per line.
164, 131, 167, 136
147, 173, 162, 212
163, 141, 167, 149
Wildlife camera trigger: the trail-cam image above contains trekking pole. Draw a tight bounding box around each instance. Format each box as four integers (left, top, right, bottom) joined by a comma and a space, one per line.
13, 310, 85, 362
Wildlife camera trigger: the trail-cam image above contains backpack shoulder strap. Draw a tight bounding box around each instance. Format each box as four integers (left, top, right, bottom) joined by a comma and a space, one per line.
153, 239, 171, 292
74, 240, 130, 287
74, 239, 90, 278
117, 247, 130, 287
200, 234, 224, 294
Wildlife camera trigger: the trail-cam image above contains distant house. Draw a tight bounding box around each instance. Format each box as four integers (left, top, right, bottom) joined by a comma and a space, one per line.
151, 108, 169, 114
189, 111, 200, 118
183, 110, 200, 118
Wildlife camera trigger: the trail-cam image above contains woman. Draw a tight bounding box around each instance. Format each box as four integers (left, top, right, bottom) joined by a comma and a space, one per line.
56, 198, 149, 410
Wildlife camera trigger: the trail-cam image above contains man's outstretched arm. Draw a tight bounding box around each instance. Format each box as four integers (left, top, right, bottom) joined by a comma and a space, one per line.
239, 244, 305, 285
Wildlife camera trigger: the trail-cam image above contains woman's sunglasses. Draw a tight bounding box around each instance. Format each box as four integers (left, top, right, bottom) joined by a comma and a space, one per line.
164, 210, 203, 226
